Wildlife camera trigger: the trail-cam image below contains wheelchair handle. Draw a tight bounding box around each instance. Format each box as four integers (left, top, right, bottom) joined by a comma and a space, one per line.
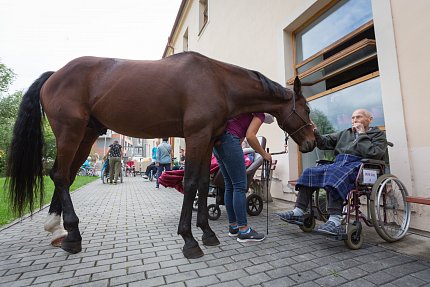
270, 151, 287, 155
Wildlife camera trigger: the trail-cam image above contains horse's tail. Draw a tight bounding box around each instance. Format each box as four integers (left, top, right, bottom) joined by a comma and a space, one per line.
6, 71, 55, 216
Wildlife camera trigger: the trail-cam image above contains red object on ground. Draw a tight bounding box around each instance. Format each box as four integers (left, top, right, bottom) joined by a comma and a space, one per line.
158, 154, 251, 193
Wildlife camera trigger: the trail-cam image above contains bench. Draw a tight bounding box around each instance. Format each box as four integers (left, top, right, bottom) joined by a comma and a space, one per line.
406, 196, 430, 206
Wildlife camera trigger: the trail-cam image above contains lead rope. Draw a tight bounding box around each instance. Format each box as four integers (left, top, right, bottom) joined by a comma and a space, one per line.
264, 148, 270, 235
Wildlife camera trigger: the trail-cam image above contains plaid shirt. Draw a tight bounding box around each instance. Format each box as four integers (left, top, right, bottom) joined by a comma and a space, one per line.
296, 154, 362, 200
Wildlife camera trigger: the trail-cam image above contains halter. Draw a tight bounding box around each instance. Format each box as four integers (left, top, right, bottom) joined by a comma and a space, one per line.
280, 91, 313, 144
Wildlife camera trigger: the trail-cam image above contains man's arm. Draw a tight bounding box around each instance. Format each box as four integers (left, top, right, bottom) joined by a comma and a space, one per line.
353, 129, 387, 159
315, 130, 340, 150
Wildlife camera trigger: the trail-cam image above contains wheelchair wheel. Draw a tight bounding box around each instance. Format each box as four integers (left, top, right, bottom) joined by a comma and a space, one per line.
370, 174, 410, 242
208, 204, 221, 220
344, 223, 364, 250
77, 167, 86, 176
299, 215, 315, 233
101, 168, 107, 184
246, 194, 263, 216
314, 189, 329, 222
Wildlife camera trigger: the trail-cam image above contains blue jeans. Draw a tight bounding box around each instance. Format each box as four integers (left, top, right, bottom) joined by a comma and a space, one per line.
156, 163, 171, 186
213, 132, 248, 227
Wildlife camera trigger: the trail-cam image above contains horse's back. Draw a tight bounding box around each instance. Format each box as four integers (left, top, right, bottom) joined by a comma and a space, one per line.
40, 53, 227, 138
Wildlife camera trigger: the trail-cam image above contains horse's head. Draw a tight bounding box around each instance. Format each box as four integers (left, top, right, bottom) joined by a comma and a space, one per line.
274, 77, 316, 153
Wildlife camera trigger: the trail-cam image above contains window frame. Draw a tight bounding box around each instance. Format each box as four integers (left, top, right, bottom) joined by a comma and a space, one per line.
198, 0, 208, 36
288, 1, 383, 174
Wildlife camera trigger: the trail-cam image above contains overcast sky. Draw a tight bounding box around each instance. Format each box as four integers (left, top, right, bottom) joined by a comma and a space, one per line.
0, 0, 182, 93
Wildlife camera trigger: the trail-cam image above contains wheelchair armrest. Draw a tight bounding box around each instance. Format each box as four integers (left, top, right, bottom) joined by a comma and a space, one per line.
242, 148, 255, 155
360, 158, 386, 165
316, 159, 333, 165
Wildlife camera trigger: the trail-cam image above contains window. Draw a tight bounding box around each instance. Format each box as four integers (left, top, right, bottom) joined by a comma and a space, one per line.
183, 28, 189, 51
199, 0, 208, 35
289, 0, 384, 171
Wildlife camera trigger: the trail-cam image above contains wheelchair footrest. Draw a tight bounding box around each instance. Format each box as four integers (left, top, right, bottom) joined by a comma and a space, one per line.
279, 217, 305, 226
334, 233, 348, 240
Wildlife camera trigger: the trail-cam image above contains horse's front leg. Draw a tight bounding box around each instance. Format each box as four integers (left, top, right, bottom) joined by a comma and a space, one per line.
179, 177, 203, 258
197, 146, 220, 246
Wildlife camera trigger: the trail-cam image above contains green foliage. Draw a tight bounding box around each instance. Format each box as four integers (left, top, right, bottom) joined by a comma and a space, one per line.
0, 176, 98, 226
310, 109, 336, 135
0, 91, 23, 175
0, 61, 57, 175
0, 62, 15, 95
43, 119, 57, 174
310, 109, 336, 161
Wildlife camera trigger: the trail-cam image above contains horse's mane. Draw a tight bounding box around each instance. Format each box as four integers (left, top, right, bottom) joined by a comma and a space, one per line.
250, 70, 288, 99
171, 52, 289, 100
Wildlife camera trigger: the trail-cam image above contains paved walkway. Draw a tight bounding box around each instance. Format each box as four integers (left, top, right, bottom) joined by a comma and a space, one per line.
1, 177, 429, 287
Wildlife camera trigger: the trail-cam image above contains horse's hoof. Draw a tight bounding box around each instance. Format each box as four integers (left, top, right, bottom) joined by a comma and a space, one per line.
202, 234, 220, 246
182, 244, 204, 259
61, 239, 82, 254
51, 235, 67, 247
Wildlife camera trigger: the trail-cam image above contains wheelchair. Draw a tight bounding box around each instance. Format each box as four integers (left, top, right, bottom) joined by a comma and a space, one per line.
292, 148, 411, 250
194, 136, 267, 220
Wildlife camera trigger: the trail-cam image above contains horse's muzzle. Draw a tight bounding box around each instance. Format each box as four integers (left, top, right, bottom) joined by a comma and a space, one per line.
299, 140, 316, 153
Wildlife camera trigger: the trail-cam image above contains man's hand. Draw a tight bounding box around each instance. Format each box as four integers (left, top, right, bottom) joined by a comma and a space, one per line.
310, 119, 317, 132
352, 122, 365, 134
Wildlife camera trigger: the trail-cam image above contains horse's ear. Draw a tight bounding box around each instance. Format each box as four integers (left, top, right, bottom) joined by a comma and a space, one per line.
293, 76, 302, 96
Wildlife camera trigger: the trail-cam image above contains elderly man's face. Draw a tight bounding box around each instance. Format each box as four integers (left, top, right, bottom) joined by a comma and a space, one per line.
351, 110, 371, 130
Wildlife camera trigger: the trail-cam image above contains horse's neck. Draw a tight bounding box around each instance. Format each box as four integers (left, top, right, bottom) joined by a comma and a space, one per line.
229, 90, 284, 116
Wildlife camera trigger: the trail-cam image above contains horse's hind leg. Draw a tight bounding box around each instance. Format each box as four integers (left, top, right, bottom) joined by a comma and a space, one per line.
44, 128, 99, 248
44, 160, 67, 247
49, 118, 95, 254
197, 143, 220, 246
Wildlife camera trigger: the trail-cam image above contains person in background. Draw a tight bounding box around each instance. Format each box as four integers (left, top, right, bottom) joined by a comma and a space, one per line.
152, 139, 160, 163
143, 139, 160, 180
179, 148, 186, 168
82, 156, 92, 169
106, 140, 122, 184
155, 138, 172, 188
276, 109, 387, 235
213, 112, 272, 242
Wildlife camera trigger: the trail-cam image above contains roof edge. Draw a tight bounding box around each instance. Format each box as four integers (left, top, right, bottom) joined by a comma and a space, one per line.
162, 0, 188, 58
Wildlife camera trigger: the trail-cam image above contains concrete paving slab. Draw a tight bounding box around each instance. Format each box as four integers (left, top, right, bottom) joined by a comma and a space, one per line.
0, 177, 429, 286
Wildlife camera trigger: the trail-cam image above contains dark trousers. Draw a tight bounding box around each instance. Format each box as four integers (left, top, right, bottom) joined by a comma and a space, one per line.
295, 186, 343, 216
145, 162, 158, 177
156, 163, 171, 187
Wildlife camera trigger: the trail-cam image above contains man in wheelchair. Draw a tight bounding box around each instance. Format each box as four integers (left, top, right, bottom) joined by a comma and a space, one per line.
277, 108, 387, 235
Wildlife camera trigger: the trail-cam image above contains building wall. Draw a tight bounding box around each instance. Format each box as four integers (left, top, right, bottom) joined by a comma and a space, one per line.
385, 0, 430, 230
166, 0, 430, 231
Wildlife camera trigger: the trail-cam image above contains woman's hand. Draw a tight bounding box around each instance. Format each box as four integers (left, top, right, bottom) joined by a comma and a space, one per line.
263, 151, 272, 162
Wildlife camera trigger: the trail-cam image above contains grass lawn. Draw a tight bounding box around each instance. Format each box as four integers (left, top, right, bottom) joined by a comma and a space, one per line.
0, 176, 98, 227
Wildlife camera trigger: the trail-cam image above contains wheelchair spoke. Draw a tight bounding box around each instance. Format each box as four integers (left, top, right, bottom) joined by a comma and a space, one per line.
371, 174, 411, 242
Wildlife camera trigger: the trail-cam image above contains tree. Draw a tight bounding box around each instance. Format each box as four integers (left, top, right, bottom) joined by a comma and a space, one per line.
0, 62, 15, 96
0, 91, 22, 175
0, 60, 58, 175
43, 119, 57, 174
310, 109, 336, 161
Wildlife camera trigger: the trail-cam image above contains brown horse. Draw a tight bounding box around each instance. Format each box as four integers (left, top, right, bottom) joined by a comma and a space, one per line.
6, 52, 316, 259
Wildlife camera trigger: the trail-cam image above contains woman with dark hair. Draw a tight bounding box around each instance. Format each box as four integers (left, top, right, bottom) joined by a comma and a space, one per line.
213, 113, 272, 242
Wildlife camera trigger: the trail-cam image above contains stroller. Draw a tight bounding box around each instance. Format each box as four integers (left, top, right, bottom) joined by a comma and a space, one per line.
158, 137, 267, 220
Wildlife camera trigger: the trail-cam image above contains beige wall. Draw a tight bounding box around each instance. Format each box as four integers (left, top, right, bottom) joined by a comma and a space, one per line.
387, 0, 430, 230
167, 0, 430, 231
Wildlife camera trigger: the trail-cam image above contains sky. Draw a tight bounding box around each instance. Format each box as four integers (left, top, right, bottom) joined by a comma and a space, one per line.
0, 0, 182, 94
